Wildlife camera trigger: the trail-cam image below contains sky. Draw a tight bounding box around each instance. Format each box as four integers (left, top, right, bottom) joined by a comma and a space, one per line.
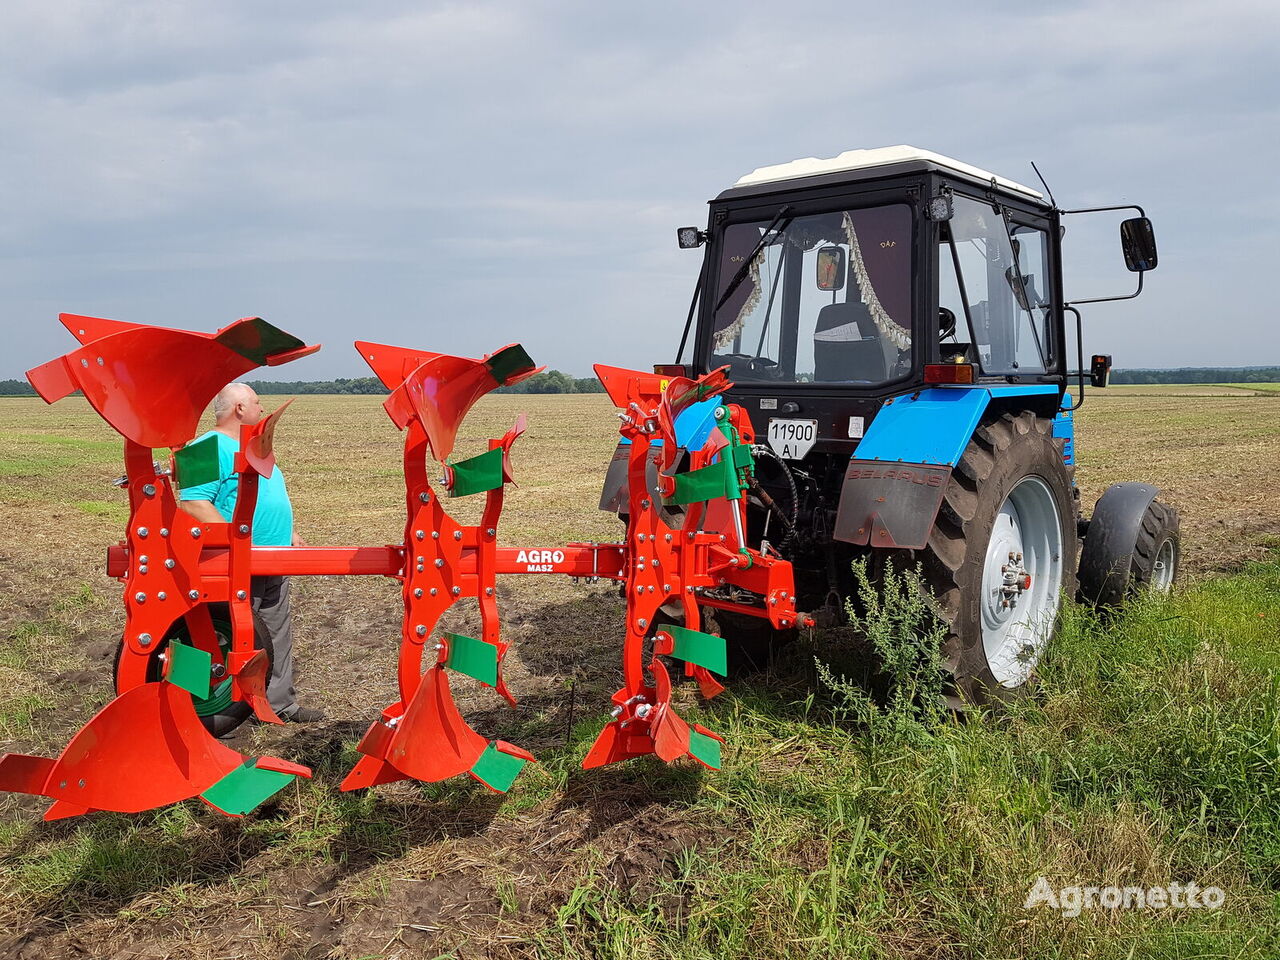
1, 0, 1277, 381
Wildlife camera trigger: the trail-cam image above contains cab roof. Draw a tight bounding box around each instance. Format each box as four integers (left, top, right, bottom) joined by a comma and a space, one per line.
721, 145, 1045, 204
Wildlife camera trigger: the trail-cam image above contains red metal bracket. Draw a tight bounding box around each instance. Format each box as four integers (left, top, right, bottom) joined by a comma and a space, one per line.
582, 364, 805, 772
340, 341, 537, 794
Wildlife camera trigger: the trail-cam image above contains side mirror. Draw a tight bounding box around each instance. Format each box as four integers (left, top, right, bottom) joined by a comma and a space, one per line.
816, 246, 846, 291
1120, 217, 1157, 272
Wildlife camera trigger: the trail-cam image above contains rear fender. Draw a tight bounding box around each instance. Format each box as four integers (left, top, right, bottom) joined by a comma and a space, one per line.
833, 385, 1060, 550
1078, 482, 1160, 606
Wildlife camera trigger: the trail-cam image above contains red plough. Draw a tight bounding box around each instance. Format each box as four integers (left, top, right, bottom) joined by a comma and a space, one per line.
584, 365, 806, 771
0, 315, 808, 821
3, 314, 319, 819
340, 340, 543, 793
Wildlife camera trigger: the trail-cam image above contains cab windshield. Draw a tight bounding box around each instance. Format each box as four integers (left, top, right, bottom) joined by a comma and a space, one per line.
708, 204, 913, 384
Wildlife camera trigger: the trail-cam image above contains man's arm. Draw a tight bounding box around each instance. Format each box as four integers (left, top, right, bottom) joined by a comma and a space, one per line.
181, 499, 225, 525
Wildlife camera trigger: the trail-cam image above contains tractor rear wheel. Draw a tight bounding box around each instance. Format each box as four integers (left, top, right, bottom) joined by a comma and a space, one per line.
922, 411, 1078, 704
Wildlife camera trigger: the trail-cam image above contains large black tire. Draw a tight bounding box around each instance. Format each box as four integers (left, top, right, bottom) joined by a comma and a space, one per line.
1129, 501, 1180, 593
922, 411, 1079, 704
112, 603, 273, 737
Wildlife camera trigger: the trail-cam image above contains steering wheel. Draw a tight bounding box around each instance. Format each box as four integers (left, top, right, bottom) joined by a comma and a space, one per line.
722, 353, 784, 381
938, 307, 957, 340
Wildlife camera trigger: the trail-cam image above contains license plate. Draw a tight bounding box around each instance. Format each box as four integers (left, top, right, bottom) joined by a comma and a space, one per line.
767, 418, 818, 460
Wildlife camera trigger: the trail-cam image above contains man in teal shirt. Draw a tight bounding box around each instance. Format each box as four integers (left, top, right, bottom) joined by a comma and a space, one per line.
179, 382, 324, 725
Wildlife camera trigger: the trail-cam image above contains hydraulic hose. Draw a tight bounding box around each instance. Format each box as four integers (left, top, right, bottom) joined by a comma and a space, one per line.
748, 443, 799, 551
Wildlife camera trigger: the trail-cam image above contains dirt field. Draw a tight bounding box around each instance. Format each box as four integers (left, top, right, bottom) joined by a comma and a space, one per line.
1, 388, 1278, 958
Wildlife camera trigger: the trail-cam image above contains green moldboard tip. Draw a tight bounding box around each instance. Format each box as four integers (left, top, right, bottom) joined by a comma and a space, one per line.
216, 316, 306, 365
448, 447, 504, 497
688, 729, 722, 770
487, 344, 536, 385
201, 762, 295, 816
167, 641, 212, 700
669, 459, 737, 505
445, 633, 499, 686
666, 625, 728, 676
470, 742, 529, 793
174, 433, 221, 489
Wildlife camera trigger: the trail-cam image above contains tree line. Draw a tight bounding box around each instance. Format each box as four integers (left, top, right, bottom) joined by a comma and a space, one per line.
1109, 367, 1280, 384
0, 372, 604, 397
243, 371, 605, 395
4, 368, 1278, 396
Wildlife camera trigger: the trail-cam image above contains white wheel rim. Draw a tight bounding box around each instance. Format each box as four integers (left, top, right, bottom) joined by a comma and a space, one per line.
979, 475, 1064, 687
1151, 538, 1177, 592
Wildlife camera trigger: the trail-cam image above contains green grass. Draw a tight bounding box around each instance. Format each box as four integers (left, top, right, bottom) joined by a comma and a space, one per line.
1215, 383, 1280, 394
0, 432, 120, 477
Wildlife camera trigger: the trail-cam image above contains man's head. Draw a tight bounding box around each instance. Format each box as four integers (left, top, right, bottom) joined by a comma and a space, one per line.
213, 382, 265, 428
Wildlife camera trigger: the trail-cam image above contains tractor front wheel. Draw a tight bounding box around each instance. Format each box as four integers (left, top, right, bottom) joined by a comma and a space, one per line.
1131, 501, 1180, 592
923, 411, 1078, 704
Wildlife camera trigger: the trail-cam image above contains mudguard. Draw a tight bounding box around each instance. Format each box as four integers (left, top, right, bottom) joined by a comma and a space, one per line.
832, 461, 952, 549
833, 385, 1060, 550
1078, 481, 1160, 606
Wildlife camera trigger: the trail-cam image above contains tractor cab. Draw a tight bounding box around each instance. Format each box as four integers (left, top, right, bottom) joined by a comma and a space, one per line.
677, 146, 1071, 455
651, 145, 1167, 638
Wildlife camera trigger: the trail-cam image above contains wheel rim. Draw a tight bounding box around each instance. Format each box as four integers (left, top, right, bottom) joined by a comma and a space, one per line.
1151, 538, 1178, 592
979, 475, 1064, 687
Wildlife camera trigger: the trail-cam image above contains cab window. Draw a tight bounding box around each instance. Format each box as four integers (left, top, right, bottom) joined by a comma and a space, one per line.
710, 204, 913, 384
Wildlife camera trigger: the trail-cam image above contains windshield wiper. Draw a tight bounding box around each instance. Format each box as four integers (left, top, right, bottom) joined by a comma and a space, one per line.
713, 205, 793, 314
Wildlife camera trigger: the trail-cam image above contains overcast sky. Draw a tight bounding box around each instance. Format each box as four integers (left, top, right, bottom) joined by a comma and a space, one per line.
1, 0, 1276, 380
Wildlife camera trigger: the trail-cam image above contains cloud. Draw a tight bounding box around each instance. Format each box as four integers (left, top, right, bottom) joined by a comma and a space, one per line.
1, 0, 1276, 378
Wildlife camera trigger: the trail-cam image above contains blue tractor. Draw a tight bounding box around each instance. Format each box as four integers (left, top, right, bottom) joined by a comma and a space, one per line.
603, 146, 1180, 702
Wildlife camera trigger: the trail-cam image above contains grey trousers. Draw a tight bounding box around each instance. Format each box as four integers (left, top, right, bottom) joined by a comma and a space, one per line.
251, 575, 297, 719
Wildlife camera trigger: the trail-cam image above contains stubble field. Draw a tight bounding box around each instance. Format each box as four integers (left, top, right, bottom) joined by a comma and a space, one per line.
0, 388, 1278, 959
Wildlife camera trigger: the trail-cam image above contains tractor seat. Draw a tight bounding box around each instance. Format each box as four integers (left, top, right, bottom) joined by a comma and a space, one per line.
813, 302, 889, 382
